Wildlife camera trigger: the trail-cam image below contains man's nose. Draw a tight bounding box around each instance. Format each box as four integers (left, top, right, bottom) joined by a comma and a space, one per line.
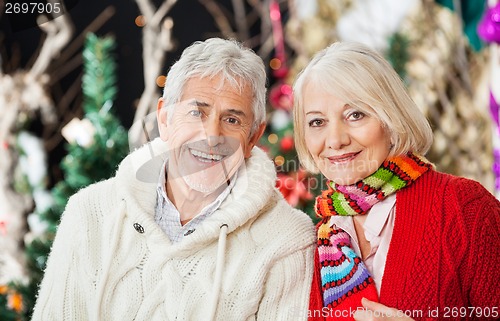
204, 119, 225, 147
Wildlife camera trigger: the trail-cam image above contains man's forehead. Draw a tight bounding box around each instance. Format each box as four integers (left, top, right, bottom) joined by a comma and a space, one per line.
177, 99, 250, 118
182, 74, 252, 95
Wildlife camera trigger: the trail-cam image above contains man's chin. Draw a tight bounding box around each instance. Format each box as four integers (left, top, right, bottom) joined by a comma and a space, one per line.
182, 174, 230, 194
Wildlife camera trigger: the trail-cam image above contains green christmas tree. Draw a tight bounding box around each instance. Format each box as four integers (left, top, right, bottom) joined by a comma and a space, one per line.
0, 33, 129, 321
387, 32, 410, 81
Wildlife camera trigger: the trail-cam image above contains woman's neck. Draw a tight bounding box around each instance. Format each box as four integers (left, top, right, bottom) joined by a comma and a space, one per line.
353, 214, 371, 260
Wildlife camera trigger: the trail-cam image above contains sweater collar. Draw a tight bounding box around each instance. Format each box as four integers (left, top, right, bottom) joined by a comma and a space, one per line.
115, 138, 277, 249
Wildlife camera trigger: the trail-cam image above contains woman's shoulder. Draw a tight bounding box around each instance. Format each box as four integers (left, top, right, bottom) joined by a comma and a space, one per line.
409, 169, 500, 217
427, 170, 497, 201
397, 169, 499, 217
412, 169, 492, 195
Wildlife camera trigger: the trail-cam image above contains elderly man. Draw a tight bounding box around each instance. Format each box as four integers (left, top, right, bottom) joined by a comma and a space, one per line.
32, 38, 315, 320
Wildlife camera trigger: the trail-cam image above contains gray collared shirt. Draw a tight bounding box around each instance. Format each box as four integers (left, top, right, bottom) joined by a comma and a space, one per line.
154, 160, 236, 243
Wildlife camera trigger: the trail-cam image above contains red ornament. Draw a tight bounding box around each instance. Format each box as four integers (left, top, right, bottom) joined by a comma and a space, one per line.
280, 136, 294, 152
276, 173, 292, 200
275, 170, 314, 207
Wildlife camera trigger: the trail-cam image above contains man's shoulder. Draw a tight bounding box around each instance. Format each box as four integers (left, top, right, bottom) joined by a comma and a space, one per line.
70, 177, 117, 200
64, 177, 119, 216
251, 190, 316, 247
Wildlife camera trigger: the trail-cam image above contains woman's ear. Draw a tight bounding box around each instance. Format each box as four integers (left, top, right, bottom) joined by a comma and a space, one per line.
157, 98, 169, 141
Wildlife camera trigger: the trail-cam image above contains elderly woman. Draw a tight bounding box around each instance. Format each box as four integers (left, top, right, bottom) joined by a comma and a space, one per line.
293, 41, 500, 321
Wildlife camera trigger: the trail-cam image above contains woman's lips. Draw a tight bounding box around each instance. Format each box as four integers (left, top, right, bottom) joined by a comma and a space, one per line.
326, 151, 360, 164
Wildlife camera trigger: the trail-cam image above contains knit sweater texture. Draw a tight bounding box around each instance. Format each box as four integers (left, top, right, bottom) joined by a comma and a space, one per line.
32, 138, 316, 321
309, 170, 500, 320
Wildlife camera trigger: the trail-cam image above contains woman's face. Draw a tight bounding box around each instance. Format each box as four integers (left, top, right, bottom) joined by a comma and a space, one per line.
302, 83, 392, 185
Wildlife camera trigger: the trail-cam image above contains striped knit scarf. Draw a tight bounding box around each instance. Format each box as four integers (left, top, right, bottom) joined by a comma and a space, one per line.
314, 153, 432, 313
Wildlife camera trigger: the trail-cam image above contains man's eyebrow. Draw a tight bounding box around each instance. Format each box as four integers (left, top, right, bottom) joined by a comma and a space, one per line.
186, 100, 248, 118
187, 100, 210, 107
226, 109, 247, 117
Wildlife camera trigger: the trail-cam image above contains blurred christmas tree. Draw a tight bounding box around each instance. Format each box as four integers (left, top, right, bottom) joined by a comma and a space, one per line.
258, 81, 322, 222
257, 1, 322, 223
0, 33, 129, 320
387, 32, 411, 81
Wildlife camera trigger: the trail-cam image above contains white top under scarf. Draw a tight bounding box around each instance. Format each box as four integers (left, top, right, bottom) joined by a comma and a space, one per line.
328, 194, 396, 294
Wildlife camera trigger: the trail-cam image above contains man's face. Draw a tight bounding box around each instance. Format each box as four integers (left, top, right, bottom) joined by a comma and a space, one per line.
157, 75, 265, 193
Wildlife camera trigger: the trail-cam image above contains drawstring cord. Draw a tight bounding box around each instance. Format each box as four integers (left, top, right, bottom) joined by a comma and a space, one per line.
206, 224, 228, 321
93, 201, 127, 321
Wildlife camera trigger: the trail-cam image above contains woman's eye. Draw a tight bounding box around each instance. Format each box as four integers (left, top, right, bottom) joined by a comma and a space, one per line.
308, 119, 324, 127
347, 111, 364, 121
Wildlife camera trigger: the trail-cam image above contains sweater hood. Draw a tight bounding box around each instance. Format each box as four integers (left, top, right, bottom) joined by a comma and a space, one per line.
114, 137, 279, 253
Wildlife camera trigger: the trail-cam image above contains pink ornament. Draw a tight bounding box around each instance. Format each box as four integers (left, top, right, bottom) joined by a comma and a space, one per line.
269, 0, 289, 79
0, 220, 7, 235
272, 66, 289, 79
478, 2, 500, 44
269, 83, 294, 111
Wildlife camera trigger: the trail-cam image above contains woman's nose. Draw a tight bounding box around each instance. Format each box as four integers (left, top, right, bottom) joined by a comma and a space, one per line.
326, 122, 350, 150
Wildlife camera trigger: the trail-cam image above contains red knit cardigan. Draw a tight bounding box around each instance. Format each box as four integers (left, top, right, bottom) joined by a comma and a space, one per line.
308, 170, 500, 321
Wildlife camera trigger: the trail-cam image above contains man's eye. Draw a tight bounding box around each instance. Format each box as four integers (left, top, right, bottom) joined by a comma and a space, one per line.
189, 110, 202, 117
225, 117, 240, 125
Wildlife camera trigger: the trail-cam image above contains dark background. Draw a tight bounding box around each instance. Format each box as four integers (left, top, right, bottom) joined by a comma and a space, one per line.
1, 0, 229, 128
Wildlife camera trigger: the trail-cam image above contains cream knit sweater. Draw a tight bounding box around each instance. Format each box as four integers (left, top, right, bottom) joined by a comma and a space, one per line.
32, 139, 316, 321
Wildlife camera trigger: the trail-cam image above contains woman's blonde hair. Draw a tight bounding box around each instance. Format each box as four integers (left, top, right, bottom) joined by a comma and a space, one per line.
293, 41, 433, 173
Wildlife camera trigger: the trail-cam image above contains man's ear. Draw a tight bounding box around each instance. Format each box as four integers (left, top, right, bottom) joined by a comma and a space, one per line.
244, 122, 266, 158
157, 98, 169, 141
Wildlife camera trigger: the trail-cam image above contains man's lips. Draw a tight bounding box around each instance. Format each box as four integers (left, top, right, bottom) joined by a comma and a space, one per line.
189, 148, 226, 163
326, 151, 360, 164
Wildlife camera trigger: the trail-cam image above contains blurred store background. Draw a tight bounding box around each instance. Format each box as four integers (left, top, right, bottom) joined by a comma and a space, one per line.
1, 0, 499, 319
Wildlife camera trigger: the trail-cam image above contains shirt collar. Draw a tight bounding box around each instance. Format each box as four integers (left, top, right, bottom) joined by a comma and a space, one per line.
156, 159, 237, 220
363, 194, 396, 238
328, 193, 396, 238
